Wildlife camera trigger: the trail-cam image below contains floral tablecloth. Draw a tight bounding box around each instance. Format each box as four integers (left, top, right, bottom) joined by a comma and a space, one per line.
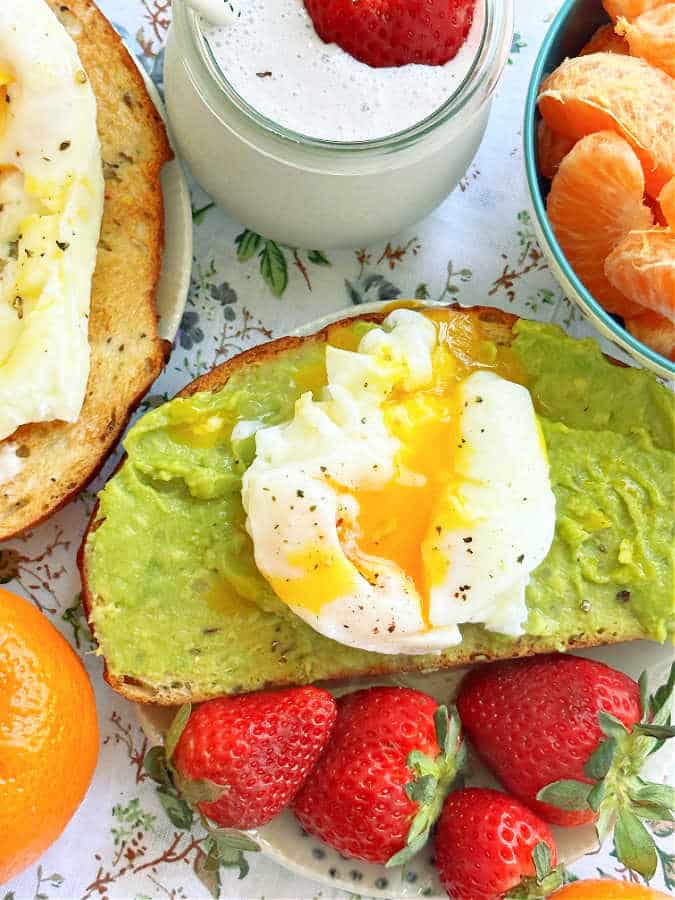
3, 1, 673, 898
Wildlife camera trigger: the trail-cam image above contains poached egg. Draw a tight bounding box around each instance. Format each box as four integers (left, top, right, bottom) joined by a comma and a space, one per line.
0, 0, 104, 441
242, 309, 556, 655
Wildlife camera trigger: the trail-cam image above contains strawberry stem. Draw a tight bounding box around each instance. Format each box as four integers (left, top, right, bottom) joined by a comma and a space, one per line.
386, 705, 466, 867
504, 842, 564, 899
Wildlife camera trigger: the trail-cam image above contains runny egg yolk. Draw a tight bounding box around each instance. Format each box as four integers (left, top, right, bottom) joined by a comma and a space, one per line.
346, 310, 526, 623
269, 546, 357, 615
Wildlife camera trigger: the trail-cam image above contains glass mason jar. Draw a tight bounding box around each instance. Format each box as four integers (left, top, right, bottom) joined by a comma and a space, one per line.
164, 0, 513, 249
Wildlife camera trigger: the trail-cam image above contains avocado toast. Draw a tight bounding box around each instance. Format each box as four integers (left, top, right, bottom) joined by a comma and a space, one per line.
79, 305, 675, 703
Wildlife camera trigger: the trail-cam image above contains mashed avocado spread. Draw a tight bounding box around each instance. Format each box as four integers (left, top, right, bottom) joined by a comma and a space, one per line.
86, 317, 675, 696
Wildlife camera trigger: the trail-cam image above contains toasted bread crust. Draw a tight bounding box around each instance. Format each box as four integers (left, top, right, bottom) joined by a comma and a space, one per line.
0, 0, 171, 540
92, 619, 645, 705
179, 304, 521, 399
79, 304, 644, 704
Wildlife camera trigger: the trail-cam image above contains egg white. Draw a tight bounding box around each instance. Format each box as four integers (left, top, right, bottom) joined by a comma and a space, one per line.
0, 0, 104, 440
424, 369, 556, 639
243, 310, 556, 654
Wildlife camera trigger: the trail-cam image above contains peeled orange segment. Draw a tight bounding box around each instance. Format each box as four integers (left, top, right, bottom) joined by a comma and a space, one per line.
616, 5, 675, 76
603, 0, 671, 21
537, 120, 576, 179
626, 310, 675, 359
538, 52, 675, 198
547, 131, 653, 318
579, 23, 630, 54
658, 177, 675, 226
605, 227, 675, 320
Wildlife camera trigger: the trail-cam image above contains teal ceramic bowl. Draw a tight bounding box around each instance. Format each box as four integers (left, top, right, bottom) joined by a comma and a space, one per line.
523, 0, 674, 379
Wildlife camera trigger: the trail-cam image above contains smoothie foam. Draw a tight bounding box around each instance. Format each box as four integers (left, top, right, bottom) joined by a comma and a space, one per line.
200, 0, 484, 142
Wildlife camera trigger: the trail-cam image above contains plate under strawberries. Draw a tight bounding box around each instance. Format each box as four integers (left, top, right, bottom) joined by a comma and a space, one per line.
136, 640, 673, 899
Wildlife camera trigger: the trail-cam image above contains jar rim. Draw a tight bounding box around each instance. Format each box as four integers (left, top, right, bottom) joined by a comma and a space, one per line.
175, 0, 514, 152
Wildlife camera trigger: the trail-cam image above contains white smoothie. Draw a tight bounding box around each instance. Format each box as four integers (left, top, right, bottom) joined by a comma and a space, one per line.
200, 0, 484, 141
165, 0, 512, 246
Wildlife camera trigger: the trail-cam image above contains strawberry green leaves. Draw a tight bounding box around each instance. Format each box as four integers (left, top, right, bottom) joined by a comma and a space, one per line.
196, 831, 256, 889
537, 662, 675, 879
598, 710, 631, 741
505, 842, 565, 899
143, 705, 196, 831
634, 724, 675, 740
650, 662, 675, 719
614, 809, 659, 880
165, 702, 191, 760
143, 744, 172, 787
631, 782, 675, 812
157, 789, 194, 831
537, 780, 591, 811
584, 736, 616, 781
532, 842, 552, 882
386, 706, 466, 868
196, 822, 261, 886
173, 773, 226, 807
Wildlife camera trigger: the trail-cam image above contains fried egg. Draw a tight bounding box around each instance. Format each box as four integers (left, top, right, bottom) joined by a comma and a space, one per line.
0, 0, 104, 441
242, 309, 557, 655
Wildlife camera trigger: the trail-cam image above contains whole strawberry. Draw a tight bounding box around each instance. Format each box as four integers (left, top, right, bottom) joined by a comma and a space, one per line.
435, 788, 561, 900
457, 655, 675, 880
304, 0, 476, 69
457, 655, 640, 826
292, 686, 465, 865
172, 686, 337, 829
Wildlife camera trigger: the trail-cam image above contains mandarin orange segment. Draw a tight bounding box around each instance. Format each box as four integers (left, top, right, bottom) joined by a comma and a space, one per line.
547, 131, 653, 318
603, 0, 671, 21
616, 4, 675, 76
604, 227, 675, 320
0, 589, 99, 883
625, 310, 675, 359
538, 52, 675, 198
579, 23, 630, 54
536, 119, 576, 179
658, 176, 675, 226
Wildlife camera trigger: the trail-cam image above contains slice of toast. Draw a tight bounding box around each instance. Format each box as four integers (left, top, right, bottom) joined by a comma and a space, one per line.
0, 0, 171, 540
79, 305, 671, 705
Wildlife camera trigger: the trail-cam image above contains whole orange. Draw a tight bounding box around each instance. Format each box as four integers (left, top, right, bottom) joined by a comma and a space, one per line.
552, 880, 671, 899
0, 588, 99, 884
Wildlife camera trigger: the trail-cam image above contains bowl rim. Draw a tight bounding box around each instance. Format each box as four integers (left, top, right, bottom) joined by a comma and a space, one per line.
523, 0, 674, 378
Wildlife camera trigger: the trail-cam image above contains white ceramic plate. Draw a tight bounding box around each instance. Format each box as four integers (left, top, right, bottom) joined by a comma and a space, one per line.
135, 302, 673, 898
136, 63, 192, 341
137, 642, 673, 900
